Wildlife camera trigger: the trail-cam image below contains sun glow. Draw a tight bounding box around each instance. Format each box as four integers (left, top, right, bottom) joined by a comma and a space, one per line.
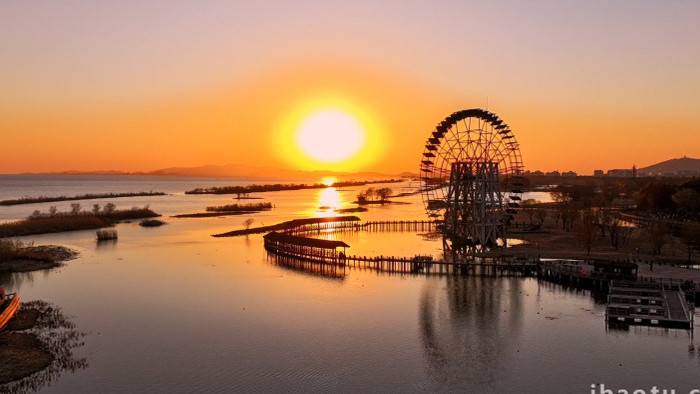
274, 96, 385, 171
322, 177, 337, 186
297, 110, 364, 163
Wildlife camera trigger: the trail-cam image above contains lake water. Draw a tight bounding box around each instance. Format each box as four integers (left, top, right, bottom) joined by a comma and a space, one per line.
1, 175, 699, 394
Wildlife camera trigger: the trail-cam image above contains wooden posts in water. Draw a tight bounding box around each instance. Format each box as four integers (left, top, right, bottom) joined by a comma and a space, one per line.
263, 218, 542, 276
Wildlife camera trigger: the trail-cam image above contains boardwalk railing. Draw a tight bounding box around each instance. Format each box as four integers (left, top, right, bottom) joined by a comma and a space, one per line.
283, 220, 438, 236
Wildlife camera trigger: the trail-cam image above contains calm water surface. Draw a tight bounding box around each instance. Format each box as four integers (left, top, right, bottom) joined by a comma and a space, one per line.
1, 176, 698, 393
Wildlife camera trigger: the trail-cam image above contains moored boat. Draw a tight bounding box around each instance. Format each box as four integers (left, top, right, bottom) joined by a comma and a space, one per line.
0, 287, 20, 331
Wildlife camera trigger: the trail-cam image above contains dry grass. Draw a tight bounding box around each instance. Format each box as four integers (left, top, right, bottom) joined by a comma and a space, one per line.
0, 207, 159, 238
96, 229, 118, 241
139, 219, 167, 227
0, 191, 166, 206
206, 202, 272, 212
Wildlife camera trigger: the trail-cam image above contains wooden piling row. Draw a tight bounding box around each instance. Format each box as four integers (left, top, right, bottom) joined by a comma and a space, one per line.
265, 218, 539, 276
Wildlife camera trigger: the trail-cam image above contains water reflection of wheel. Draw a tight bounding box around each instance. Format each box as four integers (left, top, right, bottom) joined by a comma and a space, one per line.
418, 276, 524, 390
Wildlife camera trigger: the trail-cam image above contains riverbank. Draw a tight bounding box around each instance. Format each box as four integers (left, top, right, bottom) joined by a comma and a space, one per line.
0, 245, 78, 273
481, 215, 700, 272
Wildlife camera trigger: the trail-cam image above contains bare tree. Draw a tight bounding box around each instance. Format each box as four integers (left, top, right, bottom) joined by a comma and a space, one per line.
103, 203, 116, 215
92, 204, 101, 215
604, 214, 623, 250
680, 222, 700, 262
619, 226, 634, 247
70, 203, 81, 215
646, 218, 669, 256
243, 218, 254, 230
522, 199, 536, 223
534, 208, 548, 225
375, 187, 392, 202
552, 210, 562, 228
49, 206, 58, 217
561, 204, 578, 232
576, 208, 598, 255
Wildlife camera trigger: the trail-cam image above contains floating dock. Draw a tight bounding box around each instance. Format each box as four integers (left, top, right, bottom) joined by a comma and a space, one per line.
606, 281, 694, 329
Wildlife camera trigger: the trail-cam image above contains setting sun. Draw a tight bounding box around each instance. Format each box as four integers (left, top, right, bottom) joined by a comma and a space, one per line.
296, 109, 365, 163
274, 95, 385, 171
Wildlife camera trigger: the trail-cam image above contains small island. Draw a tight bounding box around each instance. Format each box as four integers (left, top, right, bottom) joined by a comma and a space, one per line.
0, 203, 160, 238
0, 191, 166, 206
174, 202, 273, 218
184, 179, 403, 196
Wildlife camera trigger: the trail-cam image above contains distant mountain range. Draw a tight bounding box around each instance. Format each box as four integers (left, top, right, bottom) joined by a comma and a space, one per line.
638, 157, 700, 175
25, 163, 416, 181
16, 157, 698, 179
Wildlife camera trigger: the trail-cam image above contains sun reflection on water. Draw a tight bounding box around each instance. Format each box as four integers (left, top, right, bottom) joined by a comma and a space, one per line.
317, 187, 342, 217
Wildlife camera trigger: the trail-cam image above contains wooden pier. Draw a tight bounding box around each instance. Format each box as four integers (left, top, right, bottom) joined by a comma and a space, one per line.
341, 254, 539, 276
268, 254, 346, 279
284, 220, 438, 236
606, 280, 694, 329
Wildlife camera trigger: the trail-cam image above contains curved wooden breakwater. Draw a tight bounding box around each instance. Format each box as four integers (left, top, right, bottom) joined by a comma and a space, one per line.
262, 217, 539, 276
283, 219, 438, 236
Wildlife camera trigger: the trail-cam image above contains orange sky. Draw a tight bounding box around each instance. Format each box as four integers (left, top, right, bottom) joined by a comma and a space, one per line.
1, 2, 699, 175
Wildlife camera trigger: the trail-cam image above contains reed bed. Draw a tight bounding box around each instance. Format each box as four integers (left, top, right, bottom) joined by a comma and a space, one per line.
139, 219, 167, 227
185, 179, 402, 195
205, 202, 273, 212
96, 229, 118, 241
0, 206, 159, 238
0, 191, 166, 206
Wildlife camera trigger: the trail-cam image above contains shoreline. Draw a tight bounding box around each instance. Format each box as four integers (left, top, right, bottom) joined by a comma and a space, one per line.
0, 245, 78, 274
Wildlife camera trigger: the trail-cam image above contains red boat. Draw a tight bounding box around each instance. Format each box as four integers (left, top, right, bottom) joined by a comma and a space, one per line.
0, 287, 20, 331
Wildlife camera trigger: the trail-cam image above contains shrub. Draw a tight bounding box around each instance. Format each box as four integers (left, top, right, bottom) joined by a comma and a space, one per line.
139, 219, 166, 227
96, 229, 118, 241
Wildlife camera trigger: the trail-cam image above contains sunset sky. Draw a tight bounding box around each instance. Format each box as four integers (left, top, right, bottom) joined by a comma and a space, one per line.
2, 1, 699, 175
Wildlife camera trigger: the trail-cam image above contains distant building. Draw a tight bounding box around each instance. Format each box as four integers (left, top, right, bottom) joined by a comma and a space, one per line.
678, 170, 700, 177
593, 170, 604, 177
607, 169, 633, 177
545, 171, 561, 176
562, 171, 577, 177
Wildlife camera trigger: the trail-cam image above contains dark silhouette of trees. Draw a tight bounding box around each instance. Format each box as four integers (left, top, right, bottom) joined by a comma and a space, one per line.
357, 187, 392, 204
636, 183, 678, 212
103, 203, 116, 215
680, 222, 700, 262
645, 218, 669, 256
534, 208, 548, 225
576, 208, 598, 255
375, 187, 393, 201
672, 188, 700, 216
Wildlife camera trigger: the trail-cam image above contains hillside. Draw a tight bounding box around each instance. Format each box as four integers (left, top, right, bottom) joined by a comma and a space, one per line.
27, 163, 407, 181
639, 157, 700, 175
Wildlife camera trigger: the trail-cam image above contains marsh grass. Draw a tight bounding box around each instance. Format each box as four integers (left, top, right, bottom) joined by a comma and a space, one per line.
185, 179, 403, 195
0, 239, 55, 267
139, 219, 167, 227
95, 229, 118, 241
0, 206, 159, 238
205, 202, 272, 212
0, 191, 166, 206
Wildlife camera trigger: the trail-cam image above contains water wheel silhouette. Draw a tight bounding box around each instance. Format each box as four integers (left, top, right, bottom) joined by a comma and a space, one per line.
419, 109, 525, 257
